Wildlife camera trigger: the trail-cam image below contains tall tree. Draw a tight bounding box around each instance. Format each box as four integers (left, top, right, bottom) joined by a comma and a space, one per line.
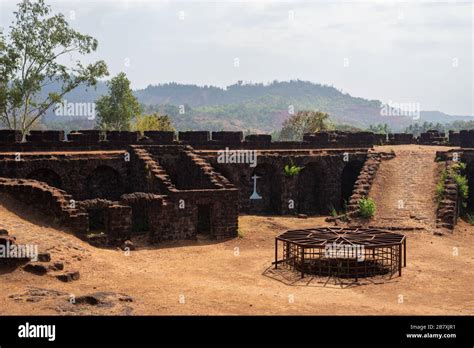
279, 110, 333, 141
0, 0, 108, 139
96, 72, 141, 131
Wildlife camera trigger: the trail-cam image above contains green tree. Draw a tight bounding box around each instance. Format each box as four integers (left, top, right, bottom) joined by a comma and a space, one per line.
0, 0, 108, 139
279, 110, 333, 141
368, 123, 390, 134
404, 122, 445, 136
133, 113, 175, 135
96, 72, 141, 131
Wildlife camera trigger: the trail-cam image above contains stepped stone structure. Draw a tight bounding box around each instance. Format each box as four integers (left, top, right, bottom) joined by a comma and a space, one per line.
0, 128, 472, 243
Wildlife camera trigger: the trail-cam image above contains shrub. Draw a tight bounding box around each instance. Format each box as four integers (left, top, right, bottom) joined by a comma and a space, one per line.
451, 162, 469, 210
358, 198, 376, 218
437, 161, 469, 211
451, 162, 467, 172
454, 173, 469, 199
329, 205, 338, 217
283, 164, 303, 177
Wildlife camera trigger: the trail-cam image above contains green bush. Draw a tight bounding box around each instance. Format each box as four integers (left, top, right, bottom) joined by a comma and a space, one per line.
451, 162, 467, 172
329, 205, 338, 217
453, 173, 469, 200
358, 198, 376, 218
283, 164, 303, 177
451, 162, 469, 210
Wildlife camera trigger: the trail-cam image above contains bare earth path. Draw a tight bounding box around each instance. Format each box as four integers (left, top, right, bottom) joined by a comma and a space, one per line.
367, 145, 452, 231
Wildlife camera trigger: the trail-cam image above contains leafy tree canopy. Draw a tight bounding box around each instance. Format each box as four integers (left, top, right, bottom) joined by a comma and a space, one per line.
404, 122, 444, 136
368, 123, 391, 134
133, 113, 175, 135
279, 110, 333, 141
96, 72, 141, 131
0, 0, 108, 138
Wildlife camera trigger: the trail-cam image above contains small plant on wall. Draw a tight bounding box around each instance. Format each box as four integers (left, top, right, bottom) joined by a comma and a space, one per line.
283, 162, 303, 177
358, 197, 376, 218
451, 162, 469, 210
436, 162, 469, 210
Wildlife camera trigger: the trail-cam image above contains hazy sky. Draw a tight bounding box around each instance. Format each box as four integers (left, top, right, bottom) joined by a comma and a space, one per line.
1, 0, 473, 115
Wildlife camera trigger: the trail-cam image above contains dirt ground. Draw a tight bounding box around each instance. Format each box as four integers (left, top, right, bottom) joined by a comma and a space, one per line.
0, 192, 473, 315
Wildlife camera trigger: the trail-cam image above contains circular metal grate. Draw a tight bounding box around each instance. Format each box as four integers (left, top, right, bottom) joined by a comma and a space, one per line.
274, 227, 406, 280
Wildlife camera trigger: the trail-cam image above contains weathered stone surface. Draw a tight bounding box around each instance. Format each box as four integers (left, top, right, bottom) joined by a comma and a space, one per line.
37, 252, 51, 262
56, 271, 80, 282
49, 262, 64, 271
435, 160, 463, 231
23, 263, 49, 275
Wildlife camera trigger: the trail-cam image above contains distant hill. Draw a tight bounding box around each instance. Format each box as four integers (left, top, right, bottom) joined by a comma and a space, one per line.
39, 80, 474, 133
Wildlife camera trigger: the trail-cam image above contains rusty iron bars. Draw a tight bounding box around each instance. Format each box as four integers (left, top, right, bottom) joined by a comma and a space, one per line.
274, 227, 406, 280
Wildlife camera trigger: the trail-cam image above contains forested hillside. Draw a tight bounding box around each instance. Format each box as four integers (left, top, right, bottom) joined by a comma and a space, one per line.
40, 80, 474, 133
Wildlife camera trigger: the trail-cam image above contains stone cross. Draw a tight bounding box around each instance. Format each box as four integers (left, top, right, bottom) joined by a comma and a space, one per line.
250, 174, 262, 200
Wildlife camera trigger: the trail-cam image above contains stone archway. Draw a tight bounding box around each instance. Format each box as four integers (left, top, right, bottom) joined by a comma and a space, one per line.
249, 163, 281, 214
297, 162, 327, 215
27, 168, 63, 189
340, 160, 364, 209
86, 166, 123, 200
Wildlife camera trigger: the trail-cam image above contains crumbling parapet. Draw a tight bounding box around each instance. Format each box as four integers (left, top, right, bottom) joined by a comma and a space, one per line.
303, 131, 374, 148
460, 130, 474, 148
387, 133, 414, 145
448, 131, 461, 147
143, 131, 175, 143
0, 130, 22, 143
418, 130, 447, 145
212, 131, 243, 144
0, 177, 88, 234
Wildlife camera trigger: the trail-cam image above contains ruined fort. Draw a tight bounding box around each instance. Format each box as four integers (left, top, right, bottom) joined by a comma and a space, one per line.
0, 128, 473, 250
